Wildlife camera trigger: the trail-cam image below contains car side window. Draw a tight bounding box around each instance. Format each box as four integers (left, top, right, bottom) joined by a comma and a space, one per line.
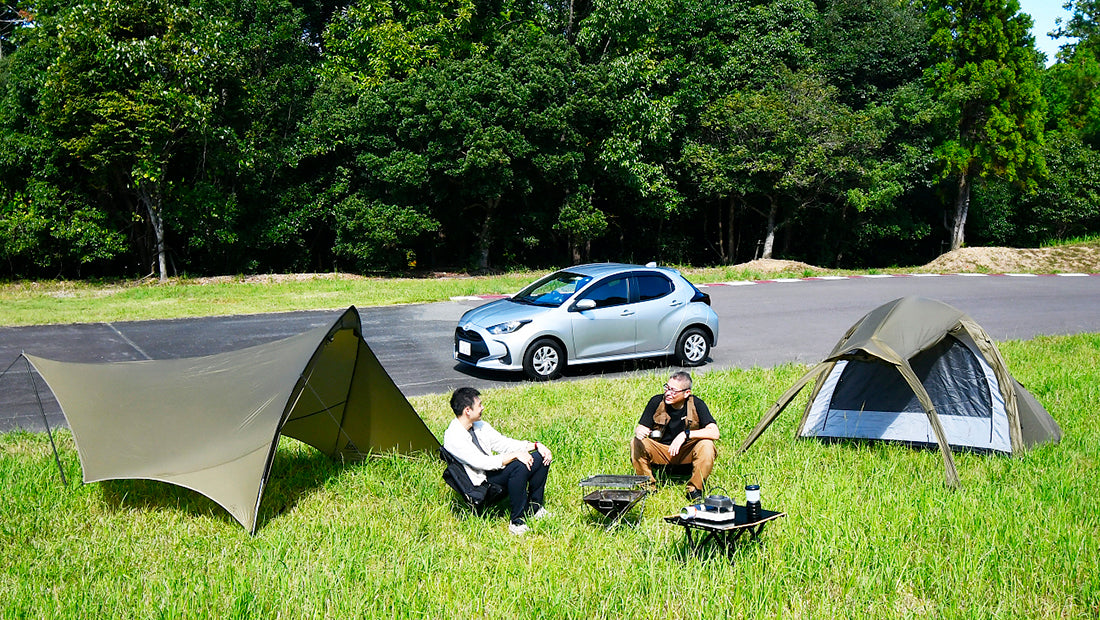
581, 277, 630, 309
636, 274, 673, 301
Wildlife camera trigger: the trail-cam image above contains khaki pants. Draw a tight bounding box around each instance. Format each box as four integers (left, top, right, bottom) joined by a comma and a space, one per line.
631, 437, 716, 492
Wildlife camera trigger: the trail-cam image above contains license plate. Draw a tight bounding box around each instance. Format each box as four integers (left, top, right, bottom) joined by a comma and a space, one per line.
458, 340, 471, 356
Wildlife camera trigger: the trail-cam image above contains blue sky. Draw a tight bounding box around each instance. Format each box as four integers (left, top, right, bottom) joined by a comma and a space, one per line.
1018, 0, 1075, 64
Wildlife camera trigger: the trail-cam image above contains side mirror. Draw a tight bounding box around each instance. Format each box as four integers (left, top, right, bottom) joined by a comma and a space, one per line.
573, 299, 597, 311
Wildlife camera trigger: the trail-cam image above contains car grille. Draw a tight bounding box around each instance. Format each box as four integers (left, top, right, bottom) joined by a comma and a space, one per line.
456, 327, 482, 342
455, 328, 490, 363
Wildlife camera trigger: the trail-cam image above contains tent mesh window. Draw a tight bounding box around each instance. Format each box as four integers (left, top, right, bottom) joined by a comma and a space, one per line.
830, 336, 993, 419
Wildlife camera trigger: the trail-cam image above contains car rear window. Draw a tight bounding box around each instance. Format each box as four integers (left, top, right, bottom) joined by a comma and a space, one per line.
636, 274, 673, 301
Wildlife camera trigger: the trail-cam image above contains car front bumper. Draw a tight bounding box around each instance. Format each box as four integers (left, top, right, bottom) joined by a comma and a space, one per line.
453, 326, 525, 372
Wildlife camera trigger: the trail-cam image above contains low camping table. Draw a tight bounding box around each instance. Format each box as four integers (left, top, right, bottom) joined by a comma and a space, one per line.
664, 506, 786, 554
579, 475, 651, 526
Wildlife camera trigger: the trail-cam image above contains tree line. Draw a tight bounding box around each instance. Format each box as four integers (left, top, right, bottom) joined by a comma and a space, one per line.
1, 0, 1098, 280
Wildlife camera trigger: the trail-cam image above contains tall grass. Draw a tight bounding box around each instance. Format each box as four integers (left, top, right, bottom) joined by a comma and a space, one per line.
1, 334, 1098, 618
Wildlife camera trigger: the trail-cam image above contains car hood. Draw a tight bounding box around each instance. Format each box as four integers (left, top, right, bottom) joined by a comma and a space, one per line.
458, 298, 557, 328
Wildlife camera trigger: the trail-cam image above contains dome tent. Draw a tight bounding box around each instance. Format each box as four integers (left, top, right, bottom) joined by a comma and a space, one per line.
24, 306, 439, 532
738, 297, 1062, 485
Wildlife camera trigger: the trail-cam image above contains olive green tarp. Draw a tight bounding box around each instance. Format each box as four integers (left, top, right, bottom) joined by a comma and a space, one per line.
24, 306, 439, 532
738, 297, 1062, 485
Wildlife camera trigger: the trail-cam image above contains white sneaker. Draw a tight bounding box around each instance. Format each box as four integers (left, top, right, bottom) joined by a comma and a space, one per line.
531, 507, 552, 520
508, 522, 529, 536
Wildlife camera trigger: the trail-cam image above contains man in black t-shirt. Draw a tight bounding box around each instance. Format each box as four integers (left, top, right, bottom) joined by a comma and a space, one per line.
631, 371, 719, 501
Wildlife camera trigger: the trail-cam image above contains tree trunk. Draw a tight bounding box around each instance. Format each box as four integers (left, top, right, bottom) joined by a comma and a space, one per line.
725, 196, 736, 265
761, 197, 778, 259
565, 0, 576, 42
477, 196, 500, 270
139, 181, 168, 283
950, 171, 971, 251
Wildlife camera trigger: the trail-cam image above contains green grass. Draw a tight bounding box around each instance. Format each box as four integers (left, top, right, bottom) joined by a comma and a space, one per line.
0, 272, 543, 326
0, 265, 866, 326
1040, 234, 1100, 247
4, 236, 1099, 327
4, 236, 1099, 326
2, 334, 1097, 618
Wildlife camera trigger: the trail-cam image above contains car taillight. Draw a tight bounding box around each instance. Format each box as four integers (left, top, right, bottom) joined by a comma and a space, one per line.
691, 290, 711, 306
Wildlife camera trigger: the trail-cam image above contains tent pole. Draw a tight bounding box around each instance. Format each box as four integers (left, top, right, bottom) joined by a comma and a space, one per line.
22, 354, 68, 486
738, 362, 831, 453
896, 360, 960, 487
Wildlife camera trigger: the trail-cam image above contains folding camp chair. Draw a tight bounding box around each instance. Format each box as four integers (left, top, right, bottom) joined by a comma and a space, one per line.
439, 446, 507, 515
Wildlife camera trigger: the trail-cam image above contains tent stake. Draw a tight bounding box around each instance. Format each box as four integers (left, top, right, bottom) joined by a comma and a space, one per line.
22, 354, 68, 486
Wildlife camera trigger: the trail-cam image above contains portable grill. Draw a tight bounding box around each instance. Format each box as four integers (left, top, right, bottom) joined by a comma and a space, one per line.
579, 474, 651, 526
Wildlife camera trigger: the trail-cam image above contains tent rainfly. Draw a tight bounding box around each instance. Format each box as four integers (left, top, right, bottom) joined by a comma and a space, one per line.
738, 297, 1062, 485
24, 306, 439, 532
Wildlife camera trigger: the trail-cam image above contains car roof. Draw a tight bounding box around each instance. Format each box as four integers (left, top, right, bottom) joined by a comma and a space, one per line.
557, 263, 680, 279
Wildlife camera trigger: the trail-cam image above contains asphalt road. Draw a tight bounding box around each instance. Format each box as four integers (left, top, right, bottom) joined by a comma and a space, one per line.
2, 273, 1098, 432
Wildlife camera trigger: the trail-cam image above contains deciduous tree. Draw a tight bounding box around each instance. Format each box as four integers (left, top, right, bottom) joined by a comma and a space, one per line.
36, 0, 235, 281
684, 70, 881, 260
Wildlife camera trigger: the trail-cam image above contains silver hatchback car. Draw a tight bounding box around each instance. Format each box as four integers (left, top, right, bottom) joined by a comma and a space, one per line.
454, 263, 720, 380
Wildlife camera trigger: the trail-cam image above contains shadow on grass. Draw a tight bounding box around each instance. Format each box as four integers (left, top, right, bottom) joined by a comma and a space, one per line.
452, 355, 713, 384
666, 528, 769, 565
580, 508, 646, 530
99, 448, 342, 530
441, 491, 510, 522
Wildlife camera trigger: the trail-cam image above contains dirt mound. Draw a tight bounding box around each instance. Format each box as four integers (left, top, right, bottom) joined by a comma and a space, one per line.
732, 258, 821, 273
922, 245, 1100, 274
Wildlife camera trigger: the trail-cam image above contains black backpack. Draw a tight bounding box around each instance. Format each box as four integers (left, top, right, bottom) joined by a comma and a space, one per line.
439, 446, 506, 512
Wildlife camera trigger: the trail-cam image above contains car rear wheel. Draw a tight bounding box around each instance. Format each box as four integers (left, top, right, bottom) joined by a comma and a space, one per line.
523, 338, 565, 381
676, 327, 709, 367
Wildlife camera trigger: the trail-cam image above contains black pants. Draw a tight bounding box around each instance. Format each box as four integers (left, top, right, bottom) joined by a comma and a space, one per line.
484, 450, 550, 524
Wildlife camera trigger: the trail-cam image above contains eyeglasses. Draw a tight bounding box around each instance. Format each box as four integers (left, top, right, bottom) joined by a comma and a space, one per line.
663, 384, 689, 394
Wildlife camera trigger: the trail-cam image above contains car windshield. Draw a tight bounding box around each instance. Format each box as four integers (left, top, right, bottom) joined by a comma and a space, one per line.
512, 272, 593, 308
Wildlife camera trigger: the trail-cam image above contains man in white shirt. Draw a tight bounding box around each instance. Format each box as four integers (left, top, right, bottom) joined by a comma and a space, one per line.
444, 387, 553, 535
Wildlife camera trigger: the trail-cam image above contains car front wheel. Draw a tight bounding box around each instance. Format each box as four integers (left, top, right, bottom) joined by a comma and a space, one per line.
675, 327, 710, 367
523, 338, 565, 381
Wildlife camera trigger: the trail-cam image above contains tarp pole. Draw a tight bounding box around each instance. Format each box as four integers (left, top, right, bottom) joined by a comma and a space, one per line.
20, 354, 68, 485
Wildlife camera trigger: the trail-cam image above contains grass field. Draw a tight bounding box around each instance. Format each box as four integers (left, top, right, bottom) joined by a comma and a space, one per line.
2, 334, 1097, 618
0, 265, 838, 326
0, 271, 545, 326
3, 238, 1098, 327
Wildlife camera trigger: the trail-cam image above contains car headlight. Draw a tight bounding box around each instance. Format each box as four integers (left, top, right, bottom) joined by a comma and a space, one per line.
486, 319, 531, 335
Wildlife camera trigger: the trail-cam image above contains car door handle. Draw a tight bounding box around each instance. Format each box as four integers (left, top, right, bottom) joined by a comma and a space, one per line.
669, 300, 683, 307
620, 310, 635, 316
